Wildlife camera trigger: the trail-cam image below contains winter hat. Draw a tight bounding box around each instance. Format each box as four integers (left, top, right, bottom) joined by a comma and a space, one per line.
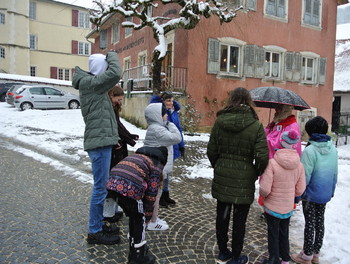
280, 130, 300, 149
88, 54, 108, 75
305, 116, 328, 136
161, 104, 167, 116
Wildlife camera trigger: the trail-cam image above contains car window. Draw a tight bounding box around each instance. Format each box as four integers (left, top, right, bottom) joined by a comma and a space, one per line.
44, 87, 62, 96
29, 87, 44, 95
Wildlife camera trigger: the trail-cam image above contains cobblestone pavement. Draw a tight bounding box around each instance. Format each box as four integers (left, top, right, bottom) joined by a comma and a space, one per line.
0, 140, 301, 264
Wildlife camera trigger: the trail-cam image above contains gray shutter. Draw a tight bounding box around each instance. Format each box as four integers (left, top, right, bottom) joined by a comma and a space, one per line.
208, 38, 220, 74
255, 46, 265, 78
100, 30, 107, 49
243, 45, 255, 77
293, 52, 302, 82
246, 0, 257, 11
285, 52, 293, 81
319, 57, 326, 84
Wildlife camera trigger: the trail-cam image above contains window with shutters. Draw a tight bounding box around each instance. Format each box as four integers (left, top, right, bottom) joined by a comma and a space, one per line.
265, 51, 281, 79
302, 0, 321, 28
29, 1, 36, 20
78, 42, 90, 55
112, 20, 120, 43
265, 0, 288, 20
207, 38, 244, 77
78, 11, 90, 28
221, 0, 257, 11
58, 68, 70, 81
100, 30, 107, 49
300, 51, 321, 84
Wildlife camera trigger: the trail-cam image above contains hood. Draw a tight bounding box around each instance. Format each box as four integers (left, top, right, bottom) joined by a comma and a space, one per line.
145, 103, 164, 126
72, 67, 90, 89
216, 105, 257, 132
309, 140, 334, 155
88, 54, 108, 75
274, 149, 301, 170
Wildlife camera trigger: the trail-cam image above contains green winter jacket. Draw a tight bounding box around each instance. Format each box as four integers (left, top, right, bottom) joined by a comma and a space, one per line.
72, 52, 122, 151
207, 105, 268, 204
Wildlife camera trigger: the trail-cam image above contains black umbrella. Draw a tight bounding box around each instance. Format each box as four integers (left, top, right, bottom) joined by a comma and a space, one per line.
250, 86, 310, 111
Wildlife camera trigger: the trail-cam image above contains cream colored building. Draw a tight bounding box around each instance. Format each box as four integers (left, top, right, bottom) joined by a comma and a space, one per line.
0, 0, 92, 80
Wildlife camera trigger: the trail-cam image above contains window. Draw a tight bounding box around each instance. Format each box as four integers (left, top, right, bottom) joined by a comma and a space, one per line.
302, 56, 316, 83
29, 1, 36, 20
99, 30, 107, 49
29, 87, 43, 95
29, 35, 37, 50
125, 17, 133, 37
112, 20, 120, 43
0, 47, 5, 58
138, 52, 148, 77
58, 68, 70, 81
0, 12, 5, 24
303, 0, 321, 27
264, 51, 281, 79
44, 87, 62, 96
78, 42, 90, 55
220, 44, 240, 74
78, 11, 90, 28
30, 66, 36, 76
221, 0, 257, 11
265, 0, 287, 19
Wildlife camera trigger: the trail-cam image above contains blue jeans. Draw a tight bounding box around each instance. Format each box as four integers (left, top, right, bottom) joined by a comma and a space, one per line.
163, 173, 170, 192
87, 146, 112, 234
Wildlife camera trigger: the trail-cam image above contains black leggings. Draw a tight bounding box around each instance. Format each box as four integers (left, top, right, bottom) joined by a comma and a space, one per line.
216, 200, 250, 258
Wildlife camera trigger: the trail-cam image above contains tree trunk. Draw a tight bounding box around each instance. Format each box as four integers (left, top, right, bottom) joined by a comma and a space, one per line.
152, 51, 162, 95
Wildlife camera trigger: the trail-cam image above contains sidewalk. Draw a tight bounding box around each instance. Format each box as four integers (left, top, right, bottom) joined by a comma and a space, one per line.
0, 144, 299, 264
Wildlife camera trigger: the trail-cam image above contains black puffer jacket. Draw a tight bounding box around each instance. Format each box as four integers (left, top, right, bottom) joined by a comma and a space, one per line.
207, 105, 268, 204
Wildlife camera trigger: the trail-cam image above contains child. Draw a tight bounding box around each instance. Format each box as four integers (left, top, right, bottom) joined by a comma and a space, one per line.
291, 116, 338, 264
106, 146, 168, 264
260, 130, 306, 264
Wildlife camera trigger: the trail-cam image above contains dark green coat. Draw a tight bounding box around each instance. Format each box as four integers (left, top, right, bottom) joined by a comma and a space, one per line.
207, 105, 268, 204
72, 52, 122, 151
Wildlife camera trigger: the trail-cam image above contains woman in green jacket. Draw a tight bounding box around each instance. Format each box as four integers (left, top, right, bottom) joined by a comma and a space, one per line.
207, 87, 268, 264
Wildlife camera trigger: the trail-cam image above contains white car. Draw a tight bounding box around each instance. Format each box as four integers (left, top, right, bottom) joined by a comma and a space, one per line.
14, 85, 80, 111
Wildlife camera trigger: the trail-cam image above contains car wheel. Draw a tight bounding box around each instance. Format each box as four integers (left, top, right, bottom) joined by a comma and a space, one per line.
20, 102, 33, 111
68, 100, 80, 109
0, 94, 5, 102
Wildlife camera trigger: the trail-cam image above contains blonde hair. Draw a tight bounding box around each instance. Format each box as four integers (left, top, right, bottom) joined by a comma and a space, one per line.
273, 104, 294, 123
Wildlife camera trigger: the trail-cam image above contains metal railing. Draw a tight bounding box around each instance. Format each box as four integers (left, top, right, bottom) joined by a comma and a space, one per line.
121, 64, 187, 93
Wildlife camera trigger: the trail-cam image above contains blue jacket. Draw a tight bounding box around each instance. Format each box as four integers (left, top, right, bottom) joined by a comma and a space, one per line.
150, 95, 185, 160
301, 134, 338, 204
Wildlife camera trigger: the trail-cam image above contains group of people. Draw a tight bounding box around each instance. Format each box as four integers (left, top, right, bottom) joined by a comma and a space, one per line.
72, 52, 338, 264
72, 51, 185, 263
207, 87, 338, 264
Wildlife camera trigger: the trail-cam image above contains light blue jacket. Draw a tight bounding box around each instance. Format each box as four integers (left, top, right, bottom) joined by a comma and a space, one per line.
301, 136, 338, 204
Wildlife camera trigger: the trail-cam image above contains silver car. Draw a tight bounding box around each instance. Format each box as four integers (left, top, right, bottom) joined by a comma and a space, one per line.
13, 85, 80, 111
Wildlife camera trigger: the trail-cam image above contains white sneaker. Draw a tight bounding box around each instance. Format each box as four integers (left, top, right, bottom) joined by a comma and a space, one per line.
157, 218, 168, 225
147, 221, 169, 231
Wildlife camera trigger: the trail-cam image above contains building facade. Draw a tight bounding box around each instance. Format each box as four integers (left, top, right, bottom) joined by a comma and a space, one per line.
0, 0, 92, 81
87, 0, 337, 130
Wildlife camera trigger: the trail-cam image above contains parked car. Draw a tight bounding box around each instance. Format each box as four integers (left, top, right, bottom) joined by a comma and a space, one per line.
0, 82, 24, 102
5, 84, 30, 105
13, 85, 80, 111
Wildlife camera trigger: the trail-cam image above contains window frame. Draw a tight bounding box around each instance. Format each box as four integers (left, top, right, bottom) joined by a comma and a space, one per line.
300, 51, 320, 84
30, 66, 36, 76
221, 0, 257, 11
219, 43, 241, 76
0, 46, 5, 59
125, 17, 133, 37
29, 1, 36, 20
263, 45, 286, 81
112, 20, 120, 43
58, 68, 70, 81
264, 0, 288, 22
302, 0, 322, 29
78, 41, 90, 55
78, 11, 90, 29
0, 12, 5, 24
29, 35, 37, 50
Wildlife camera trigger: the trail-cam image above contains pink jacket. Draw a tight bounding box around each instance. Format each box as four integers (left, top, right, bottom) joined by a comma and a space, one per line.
265, 119, 302, 159
259, 149, 306, 214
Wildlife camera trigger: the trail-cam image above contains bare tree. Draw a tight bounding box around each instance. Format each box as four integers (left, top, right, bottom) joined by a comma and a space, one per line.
91, 0, 240, 94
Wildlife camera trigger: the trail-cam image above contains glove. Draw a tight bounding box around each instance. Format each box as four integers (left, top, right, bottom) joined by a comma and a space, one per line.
131, 134, 139, 140
179, 147, 185, 160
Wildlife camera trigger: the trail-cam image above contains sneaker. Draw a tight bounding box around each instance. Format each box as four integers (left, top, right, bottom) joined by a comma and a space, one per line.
102, 223, 120, 234
147, 221, 169, 231
312, 253, 320, 264
227, 255, 249, 264
104, 211, 123, 223
86, 231, 120, 245
215, 250, 233, 264
157, 218, 168, 225
291, 252, 312, 264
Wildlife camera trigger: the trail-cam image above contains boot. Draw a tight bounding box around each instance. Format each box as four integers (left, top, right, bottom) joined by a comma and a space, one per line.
291, 251, 312, 264
159, 193, 168, 208
163, 191, 176, 205
129, 241, 155, 264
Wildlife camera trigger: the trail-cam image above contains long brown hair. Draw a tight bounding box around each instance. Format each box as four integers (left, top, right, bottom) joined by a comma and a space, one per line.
224, 87, 259, 119
108, 85, 124, 113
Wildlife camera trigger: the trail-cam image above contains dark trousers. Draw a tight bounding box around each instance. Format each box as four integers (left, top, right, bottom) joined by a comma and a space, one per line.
302, 201, 326, 256
265, 213, 291, 263
116, 193, 146, 245
216, 200, 250, 258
